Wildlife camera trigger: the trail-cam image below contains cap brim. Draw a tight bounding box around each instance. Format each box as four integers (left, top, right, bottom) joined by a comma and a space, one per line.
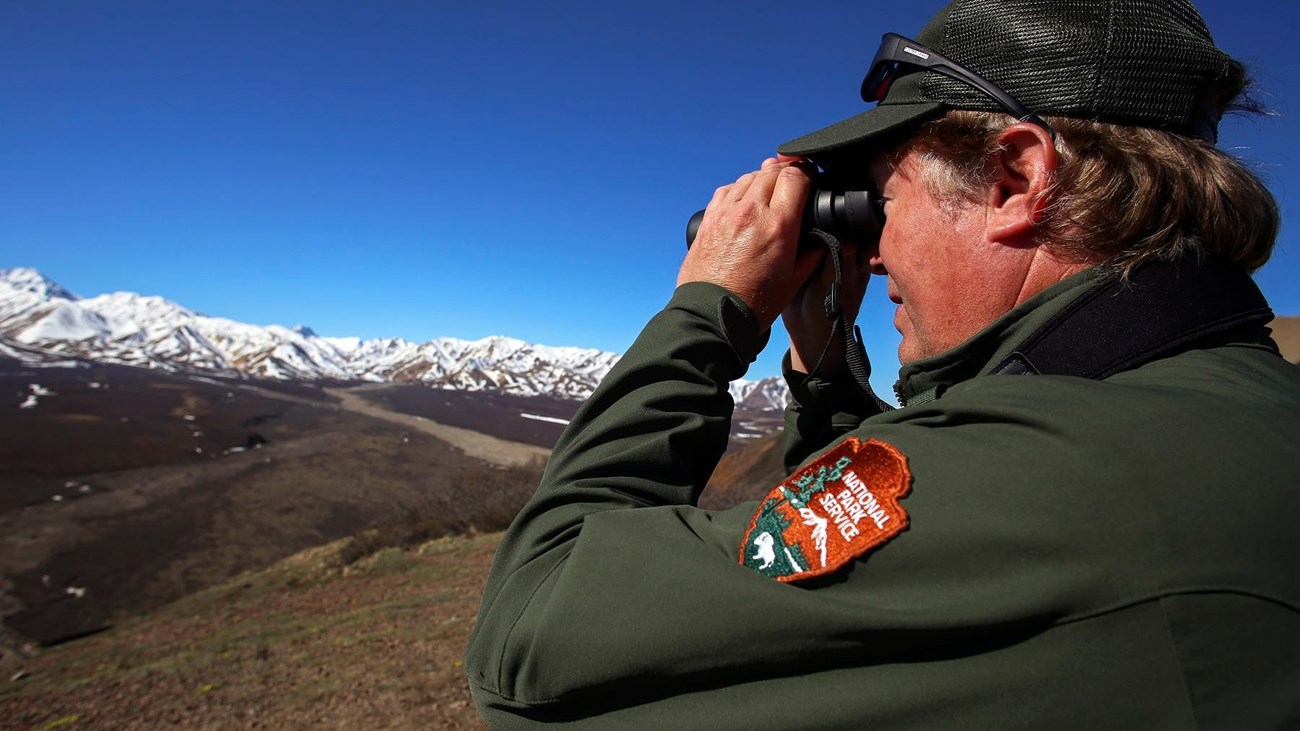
777, 101, 946, 157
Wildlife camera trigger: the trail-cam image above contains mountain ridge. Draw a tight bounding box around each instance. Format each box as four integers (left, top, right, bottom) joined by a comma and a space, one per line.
0, 267, 789, 409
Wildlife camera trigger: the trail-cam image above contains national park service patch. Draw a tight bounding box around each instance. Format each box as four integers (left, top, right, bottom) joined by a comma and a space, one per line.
739, 437, 912, 582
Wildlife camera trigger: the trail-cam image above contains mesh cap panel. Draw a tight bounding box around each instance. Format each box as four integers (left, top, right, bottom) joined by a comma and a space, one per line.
779, 0, 1240, 156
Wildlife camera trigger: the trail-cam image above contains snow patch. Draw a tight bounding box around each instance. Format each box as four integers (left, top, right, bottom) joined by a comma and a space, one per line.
520, 413, 570, 426
17, 301, 107, 342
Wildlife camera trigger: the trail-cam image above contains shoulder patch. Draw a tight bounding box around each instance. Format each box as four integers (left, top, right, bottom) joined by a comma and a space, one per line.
739, 437, 912, 582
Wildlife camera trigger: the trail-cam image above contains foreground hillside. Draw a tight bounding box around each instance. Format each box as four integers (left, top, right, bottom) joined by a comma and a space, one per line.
0, 533, 498, 730
1272, 315, 1300, 363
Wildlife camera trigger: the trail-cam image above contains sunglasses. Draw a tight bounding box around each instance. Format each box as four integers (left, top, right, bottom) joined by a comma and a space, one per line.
861, 33, 1056, 140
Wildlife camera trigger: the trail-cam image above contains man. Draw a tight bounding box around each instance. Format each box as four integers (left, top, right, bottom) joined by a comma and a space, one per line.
466, 0, 1299, 727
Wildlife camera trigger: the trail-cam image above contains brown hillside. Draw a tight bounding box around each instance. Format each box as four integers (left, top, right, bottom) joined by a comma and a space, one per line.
1270, 315, 1300, 364
699, 432, 787, 510
0, 533, 498, 730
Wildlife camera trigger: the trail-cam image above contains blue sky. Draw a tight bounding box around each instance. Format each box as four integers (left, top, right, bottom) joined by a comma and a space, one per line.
2, 1, 1297, 391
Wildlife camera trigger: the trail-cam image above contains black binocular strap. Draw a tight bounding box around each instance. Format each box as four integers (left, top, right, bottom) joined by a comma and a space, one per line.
803, 228, 896, 413
990, 256, 1275, 379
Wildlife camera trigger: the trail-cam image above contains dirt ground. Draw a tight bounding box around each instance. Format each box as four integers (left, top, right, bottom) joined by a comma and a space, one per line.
326, 385, 550, 467
0, 533, 499, 730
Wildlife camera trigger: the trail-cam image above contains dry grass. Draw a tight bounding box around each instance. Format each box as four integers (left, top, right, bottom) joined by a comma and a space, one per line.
0, 533, 501, 730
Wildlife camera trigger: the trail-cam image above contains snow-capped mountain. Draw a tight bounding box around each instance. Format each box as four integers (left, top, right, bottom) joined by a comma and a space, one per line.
729, 377, 791, 412
0, 268, 789, 407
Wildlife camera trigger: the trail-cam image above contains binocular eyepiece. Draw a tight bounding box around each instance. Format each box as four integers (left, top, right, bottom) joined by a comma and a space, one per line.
685, 187, 882, 248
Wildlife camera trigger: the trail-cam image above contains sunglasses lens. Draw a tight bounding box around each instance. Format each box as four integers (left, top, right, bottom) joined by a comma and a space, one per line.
861, 62, 896, 103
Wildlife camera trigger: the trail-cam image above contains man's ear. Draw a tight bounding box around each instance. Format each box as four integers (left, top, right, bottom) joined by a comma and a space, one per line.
986, 122, 1057, 243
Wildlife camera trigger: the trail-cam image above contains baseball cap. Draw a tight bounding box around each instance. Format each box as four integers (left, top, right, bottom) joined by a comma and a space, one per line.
778, 0, 1240, 157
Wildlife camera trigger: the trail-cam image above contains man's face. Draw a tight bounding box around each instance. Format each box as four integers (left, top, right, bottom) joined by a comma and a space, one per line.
868, 150, 1031, 365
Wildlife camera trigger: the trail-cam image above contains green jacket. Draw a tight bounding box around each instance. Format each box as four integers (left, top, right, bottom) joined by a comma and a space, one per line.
465, 271, 1300, 729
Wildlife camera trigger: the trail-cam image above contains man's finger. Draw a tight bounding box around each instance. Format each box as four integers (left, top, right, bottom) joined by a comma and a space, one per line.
727, 170, 760, 202
770, 163, 814, 219
742, 161, 792, 205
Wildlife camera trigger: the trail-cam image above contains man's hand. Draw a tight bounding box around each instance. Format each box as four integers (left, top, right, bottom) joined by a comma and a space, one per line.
782, 241, 872, 377
678, 156, 824, 330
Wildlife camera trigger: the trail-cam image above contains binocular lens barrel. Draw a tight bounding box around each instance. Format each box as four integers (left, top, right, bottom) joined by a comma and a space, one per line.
685, 189, 880, 248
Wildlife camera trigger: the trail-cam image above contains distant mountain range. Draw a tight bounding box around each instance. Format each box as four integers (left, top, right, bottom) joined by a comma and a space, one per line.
0, 267, 790, 410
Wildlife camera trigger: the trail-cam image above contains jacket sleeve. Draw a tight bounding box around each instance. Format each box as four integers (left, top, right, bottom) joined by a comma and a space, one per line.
781, 352, 884, 473
463, 283, 769, 712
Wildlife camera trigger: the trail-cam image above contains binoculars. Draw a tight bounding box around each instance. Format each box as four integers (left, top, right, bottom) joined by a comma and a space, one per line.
685, 187, 882, 248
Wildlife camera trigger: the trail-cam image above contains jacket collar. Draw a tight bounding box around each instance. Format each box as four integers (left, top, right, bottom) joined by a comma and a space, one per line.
893, 268, 1106, 407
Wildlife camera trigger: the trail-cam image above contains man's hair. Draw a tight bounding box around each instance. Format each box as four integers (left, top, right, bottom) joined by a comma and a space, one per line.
895, 76, 1278, 276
